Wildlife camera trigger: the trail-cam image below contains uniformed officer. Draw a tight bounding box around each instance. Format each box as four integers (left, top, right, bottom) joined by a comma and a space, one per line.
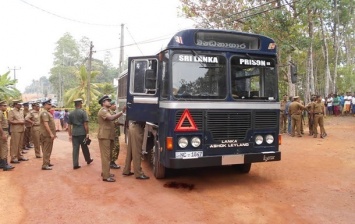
312, 95, 327, 138
22, 102, 33, 150
97, 95, 126, 182
109, 101, 124, 169
288, 96, 306, 137
305, 96, 316, 136
300, 99, 306, 135
0, 100, 14, 171
279, 95, 288, 134
8, 99, 28, 163
25, 102, 42, 158
40, 99, 56, 170
123, 121, 150, 180
68, 98, 93, 170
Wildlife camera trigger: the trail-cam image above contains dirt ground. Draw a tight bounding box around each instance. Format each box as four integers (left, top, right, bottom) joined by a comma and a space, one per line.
0, 116, 354, 224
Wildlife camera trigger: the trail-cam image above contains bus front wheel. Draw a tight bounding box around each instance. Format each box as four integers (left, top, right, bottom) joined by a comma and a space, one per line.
152, 145, 166, 179
234, 163, 252, 173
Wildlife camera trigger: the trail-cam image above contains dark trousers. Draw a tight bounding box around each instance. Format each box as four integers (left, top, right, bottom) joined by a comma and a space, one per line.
72, 135, 91, 167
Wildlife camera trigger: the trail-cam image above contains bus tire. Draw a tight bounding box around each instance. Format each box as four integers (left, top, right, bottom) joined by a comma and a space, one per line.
152, 145, 165, 179
235, 163, 251, 173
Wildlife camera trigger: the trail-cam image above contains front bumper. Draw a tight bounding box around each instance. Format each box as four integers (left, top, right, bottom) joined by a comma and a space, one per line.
167, 151, 281, 169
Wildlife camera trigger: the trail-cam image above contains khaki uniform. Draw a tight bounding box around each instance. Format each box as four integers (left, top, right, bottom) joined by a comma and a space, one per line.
97, 107, 115, 179
288, 102, 305, 137
306, 102, 315, 136
0, 112, 9, 160
8, 108, 25, 161
300, 100, 305, 134
312, 102, 326, 137
22, 108, 32, 148
109, 110, 121, 163
40, 110, 56, 168
280, 100, 287, 133
25, 110, 41, 157
123, 122, 145, 178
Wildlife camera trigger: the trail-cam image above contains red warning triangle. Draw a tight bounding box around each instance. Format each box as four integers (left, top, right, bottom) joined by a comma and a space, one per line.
175, 109, 198, 132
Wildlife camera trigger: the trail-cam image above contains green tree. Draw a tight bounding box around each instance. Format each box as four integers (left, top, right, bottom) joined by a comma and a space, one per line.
64, 65, 101, 108
0, 71, 21, 100
49, 33, 81, 106
180, 0, 355, 99
24, 76, 52, 95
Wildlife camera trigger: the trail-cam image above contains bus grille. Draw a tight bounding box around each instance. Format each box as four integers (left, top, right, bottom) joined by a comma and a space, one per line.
206, 111, 251, 141
254, 111, 277, 128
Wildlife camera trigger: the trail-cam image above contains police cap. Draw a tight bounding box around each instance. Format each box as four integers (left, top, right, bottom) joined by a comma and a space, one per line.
98, 95, 111, 104
42, 99, 52, 105
12, 99, 22, 104
0, 100, 7, 106
293, 96, 299, 100
74, 98, 83, 103
110, 100, 116, 105
23, 102, 30, 106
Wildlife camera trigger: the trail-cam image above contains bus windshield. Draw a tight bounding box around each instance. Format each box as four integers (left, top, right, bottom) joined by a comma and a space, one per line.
172, 53, 227, 99
231, 56, 277, 101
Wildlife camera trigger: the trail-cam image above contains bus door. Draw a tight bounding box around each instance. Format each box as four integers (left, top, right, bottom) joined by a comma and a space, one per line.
126, 56, 159, 123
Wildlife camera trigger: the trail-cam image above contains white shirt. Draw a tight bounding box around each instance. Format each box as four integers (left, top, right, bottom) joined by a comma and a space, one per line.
345, 96, 352, 105
327, 97, 333, 107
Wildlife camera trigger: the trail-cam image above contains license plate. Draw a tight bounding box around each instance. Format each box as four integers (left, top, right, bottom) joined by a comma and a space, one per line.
175, 151, 203, 159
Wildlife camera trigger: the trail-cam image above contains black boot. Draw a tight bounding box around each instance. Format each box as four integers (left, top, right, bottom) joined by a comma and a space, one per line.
110, 161, 120, 169
3, 159, 14, 171
0, 159, 3, 169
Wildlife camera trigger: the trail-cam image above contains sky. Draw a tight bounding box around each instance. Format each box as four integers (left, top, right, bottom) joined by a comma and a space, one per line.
0, 0, 195, 93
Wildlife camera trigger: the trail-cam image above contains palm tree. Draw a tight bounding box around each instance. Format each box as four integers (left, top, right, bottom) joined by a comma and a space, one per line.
64, 65, 101, 107
0, 71, 21, 101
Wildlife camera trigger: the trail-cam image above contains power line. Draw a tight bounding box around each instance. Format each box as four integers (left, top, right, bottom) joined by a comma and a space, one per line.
19, 0, 121, 27
95, 34, 174, 52
126, 27, 144, 55
214, 0, 279, 19
235, 0, 302, 21
96, 0, 301, 53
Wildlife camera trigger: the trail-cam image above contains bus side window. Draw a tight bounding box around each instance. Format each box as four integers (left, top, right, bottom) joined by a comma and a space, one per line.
133, 61, 147, 93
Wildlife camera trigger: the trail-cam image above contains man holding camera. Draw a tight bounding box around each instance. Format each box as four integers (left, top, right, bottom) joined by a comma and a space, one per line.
68, 98, 93, 170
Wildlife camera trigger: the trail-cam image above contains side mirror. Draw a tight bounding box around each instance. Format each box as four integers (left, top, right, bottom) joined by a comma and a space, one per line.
144, 69, 157, 90
290, 64, 297, 84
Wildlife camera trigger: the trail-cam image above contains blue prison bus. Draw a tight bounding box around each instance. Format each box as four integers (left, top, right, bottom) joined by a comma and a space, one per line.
118, 29, 290, 179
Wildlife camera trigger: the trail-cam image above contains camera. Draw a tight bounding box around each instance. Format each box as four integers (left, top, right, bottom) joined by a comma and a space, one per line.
83, 138, 91, 145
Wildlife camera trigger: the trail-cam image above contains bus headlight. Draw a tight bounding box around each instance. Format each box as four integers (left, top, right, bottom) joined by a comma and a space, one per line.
255, 135, 263, 145
178, 137, 188, 148
191, 137, 201, 148
265, 135, 274, 144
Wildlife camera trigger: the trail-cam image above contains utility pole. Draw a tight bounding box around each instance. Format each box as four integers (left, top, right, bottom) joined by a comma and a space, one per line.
8, 66, 21, 88
87, 41, 94, 113
119, 23, 125, 74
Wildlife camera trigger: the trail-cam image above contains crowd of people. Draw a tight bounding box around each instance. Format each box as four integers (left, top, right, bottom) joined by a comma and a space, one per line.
324, 92, 355, 116
0, 96, 149, 182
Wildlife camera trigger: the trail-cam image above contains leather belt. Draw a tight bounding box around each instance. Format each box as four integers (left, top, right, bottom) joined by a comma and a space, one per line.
2, 128, 8, 131
314, 113, 323, 115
